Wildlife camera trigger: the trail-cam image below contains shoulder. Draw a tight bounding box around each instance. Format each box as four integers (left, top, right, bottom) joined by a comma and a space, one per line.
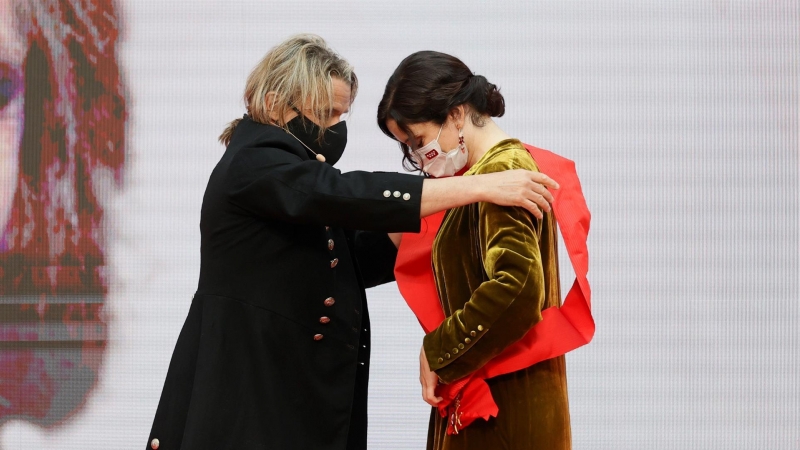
223, 127, 307, 181
228, 118, 308, 164
468, 140, 539, 176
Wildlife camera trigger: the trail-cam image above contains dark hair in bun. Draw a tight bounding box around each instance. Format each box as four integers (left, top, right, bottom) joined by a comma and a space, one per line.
377, 51, 505, 170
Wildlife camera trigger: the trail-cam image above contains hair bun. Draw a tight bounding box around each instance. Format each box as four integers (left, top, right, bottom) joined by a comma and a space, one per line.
484, 80, 505, 118
463, 75, 505, 118
477, 75, 506, 118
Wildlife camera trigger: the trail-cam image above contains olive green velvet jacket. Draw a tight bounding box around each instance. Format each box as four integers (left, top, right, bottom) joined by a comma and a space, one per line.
424, 139, 571, 450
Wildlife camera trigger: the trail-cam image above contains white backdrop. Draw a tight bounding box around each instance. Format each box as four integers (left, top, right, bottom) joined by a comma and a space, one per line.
0, 1, 797, 448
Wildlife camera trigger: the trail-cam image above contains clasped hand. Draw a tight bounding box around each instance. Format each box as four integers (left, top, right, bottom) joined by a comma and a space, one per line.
420, 346, 443, 407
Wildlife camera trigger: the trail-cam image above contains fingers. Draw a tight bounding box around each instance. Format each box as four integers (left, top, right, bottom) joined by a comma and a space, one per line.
527, 189, 550, 214
511, 171, 556, 213
523, 199, 544, 220
494, 186, 545, 219
419, 346, 442, 406
532, 182, 555, 205
531, 171, 560, 191
526, 174, 555, 206
419, 374, 441, 406
422, 380, 442, 407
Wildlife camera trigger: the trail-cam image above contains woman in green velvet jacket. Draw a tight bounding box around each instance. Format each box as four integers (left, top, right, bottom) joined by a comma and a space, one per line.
378, 51, 571, 450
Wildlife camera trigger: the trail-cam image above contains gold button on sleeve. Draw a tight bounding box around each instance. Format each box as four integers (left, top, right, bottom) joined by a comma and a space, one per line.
470, 330, 477, 337
437, 357, 443, 363
477, 325, 484, 331
445, 353, 451, 359
458, 343, 464, 349
464, 337, 471, 344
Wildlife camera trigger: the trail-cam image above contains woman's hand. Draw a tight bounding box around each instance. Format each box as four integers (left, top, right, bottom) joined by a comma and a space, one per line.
476, 169, 559, 219
420, 170, 559, 220
420, 346, 443, 407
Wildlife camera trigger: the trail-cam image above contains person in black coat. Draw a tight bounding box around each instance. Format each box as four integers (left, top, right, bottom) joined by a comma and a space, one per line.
146, 34, 558, 450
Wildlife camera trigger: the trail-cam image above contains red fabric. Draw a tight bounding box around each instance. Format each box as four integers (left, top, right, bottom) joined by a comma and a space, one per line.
394, 144, 593, 434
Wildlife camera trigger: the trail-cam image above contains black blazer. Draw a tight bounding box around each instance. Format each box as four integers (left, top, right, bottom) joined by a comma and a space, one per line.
147, 117, 424, 450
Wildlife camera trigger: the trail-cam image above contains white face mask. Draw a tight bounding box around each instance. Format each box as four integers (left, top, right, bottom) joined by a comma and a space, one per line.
410, 124, 468, 178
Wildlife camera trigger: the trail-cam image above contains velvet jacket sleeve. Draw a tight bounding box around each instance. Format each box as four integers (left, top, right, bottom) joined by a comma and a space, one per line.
226, 146, 424, 233
423, 154, 546, 384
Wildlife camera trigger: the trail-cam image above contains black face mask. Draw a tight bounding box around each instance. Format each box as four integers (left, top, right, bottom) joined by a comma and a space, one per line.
285, 115, 348, 166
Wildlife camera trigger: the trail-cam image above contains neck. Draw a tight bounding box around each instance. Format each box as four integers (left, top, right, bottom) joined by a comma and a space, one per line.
464, 118, 513, 168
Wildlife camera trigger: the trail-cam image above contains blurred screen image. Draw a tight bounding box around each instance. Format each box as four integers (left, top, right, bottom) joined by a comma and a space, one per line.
0, 0, 124, 428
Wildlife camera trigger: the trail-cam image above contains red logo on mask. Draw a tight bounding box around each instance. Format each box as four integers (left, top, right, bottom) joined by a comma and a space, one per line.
425, 149, 438, 160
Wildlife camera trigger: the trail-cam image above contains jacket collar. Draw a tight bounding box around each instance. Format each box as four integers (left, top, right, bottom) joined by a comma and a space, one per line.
229, 115, 310, 161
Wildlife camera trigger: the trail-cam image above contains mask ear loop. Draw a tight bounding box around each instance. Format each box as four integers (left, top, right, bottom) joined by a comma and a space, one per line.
275, 107, 327, 162
283, 127, 327, 162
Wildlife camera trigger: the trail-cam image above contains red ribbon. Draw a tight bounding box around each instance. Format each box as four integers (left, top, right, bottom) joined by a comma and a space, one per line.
394, 144, 593, 434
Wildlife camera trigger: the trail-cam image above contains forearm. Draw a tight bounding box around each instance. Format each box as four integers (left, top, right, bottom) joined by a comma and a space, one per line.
419, 169, 557, 220
229, 149, 424, 232
427, 293, 543, 383
422, 271, 543, 383
420, 176, 486, 217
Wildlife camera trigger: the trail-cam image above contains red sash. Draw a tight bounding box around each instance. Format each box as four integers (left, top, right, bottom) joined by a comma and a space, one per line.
394, 144, 593, 434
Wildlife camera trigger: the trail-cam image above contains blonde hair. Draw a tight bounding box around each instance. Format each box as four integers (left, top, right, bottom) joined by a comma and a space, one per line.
219, 34, 358, 146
